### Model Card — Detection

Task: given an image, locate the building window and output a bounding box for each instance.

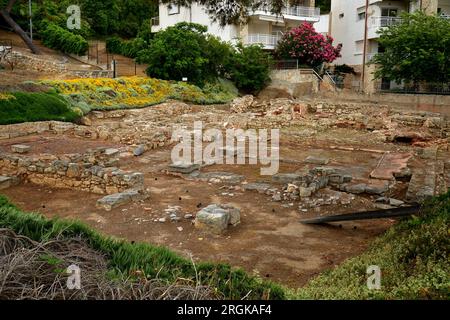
[381,8,398,17]
[168,4,180,15]
[357,6,365,20]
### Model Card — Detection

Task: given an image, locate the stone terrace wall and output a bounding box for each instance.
[0,152,144,195]
[318,91,450,107]
[11,51,67,73]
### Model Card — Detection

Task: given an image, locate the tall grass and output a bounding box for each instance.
[0,195,285,300]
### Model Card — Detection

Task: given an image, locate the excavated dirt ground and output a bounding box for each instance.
[1,98,449,288]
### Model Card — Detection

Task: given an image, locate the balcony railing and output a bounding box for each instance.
[281,5,320,18]
[370,16,403,29]
[245,33,282,49]
[251,2,320,20]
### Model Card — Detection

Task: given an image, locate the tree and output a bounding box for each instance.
[372,11,450,84]
[137,22,232,86]
[275,22,341,67]
[0,0,41,54]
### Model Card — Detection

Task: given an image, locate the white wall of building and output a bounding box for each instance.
[330,0,421,66]
[155,3,239,43]
[315,14,330,35]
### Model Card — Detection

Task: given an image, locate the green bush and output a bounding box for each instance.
[226,43,272,93]
[0,195,286,300]
[0,92,80,125]
[106,36,148,58]
[41,23,89,55]
[137,22,232,87]
[137,22,270,93]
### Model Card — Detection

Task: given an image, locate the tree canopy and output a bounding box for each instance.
[372,11,450,83]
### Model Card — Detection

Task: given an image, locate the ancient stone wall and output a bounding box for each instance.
[0,152,144,195]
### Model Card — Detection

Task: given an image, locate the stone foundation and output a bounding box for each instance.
[0,152,144,195]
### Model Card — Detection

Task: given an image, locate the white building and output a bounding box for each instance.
[315,14,331,36]
[329,0,450,90]
[151,1,321,50]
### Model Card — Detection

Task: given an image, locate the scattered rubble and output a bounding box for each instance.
[168,163,200,174]
[305,156,329,165]
[96,189,149,211]
[230,95,254,113]
[191,172,245,185]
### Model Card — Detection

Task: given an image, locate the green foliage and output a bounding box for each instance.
[296,192,450,300]
[316,0,331,14]
[373,12,450,83]
[137,22,231,86]
[0,92,80,125]
[41,23,89,55]
[1,0,157,39]
[226,43,271,93]
[0,195,286,300]
[137,22,270,93]
[39,77,237,114]
[78,0,158,37]
[32,0,93,39]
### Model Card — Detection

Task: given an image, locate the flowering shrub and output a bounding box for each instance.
[40,77,236,113]
[276,22,342,67]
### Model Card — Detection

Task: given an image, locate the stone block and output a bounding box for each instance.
[195,204,241,234]
[11,145,30,154]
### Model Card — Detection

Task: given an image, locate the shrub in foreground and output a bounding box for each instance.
[0,92,80,125]
[0,195,285,300]
[296,192,450,300]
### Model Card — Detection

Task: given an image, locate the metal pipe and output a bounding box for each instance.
[28,0,33,41]
[362,0,369,93]
[300,205,421,225]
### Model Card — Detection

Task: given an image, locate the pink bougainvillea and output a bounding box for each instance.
[276,22,342,67]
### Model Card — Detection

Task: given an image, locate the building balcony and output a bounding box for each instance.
[368,16,402,38]
[250,4,320,23]
[244,33,282,50]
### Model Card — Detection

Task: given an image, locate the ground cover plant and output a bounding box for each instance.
[39,76,237,114]
[0,91,80,125]
[296,192,450,299]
